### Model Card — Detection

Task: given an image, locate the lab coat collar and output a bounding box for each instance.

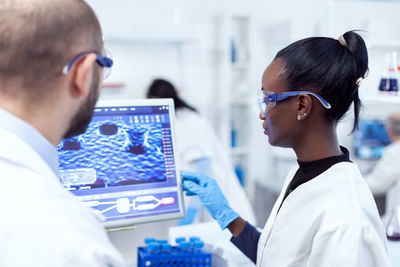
[0,108,59,175]
[0,129,59,184]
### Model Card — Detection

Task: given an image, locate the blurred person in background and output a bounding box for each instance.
[147,78,256,224]
[365,111,400,222]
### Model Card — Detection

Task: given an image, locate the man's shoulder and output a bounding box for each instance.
[0,168,125,266]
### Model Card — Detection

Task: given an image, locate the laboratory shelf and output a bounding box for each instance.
[104,37,197,45]
[230,146,249,156]
[230,98,253,107]
[366,41,400,49]
[232,62,250,71]
[360,92,400,104]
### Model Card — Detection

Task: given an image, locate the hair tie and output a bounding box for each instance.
[338,35,347,47]
[356,77,363,86]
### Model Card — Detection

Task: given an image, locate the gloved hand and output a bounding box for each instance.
[181,170,240,230]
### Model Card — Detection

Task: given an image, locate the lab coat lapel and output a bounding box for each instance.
[257,166,298,266]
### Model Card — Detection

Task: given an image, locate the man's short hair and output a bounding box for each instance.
[386,111,400,137]
[0,0,103,97]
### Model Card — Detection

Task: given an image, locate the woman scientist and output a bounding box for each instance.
[181,31,390,266]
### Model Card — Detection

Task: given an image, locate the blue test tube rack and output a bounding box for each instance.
[138,237,212,267]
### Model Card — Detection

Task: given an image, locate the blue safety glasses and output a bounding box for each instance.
[257,89,331,115]
[62,50,113,80]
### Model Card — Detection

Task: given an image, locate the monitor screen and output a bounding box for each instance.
[353,119,392,160]
[57,99,184,229]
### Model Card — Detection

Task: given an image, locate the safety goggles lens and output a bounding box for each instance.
[257,90,276,115]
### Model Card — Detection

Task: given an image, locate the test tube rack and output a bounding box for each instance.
[137,237,212,267]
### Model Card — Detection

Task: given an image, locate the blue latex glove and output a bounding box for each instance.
[181,170,240,230]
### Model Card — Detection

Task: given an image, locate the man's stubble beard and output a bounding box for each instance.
[63,69,101,139]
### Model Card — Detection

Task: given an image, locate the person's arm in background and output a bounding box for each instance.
[364,144,399,195]
[182,171,260,264]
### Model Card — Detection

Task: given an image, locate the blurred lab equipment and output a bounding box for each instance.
[353,119,391,160]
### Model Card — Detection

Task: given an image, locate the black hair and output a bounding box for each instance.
[274,30,368,132]
[146,79,197,112]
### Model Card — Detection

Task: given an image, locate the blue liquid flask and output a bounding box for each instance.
[386,206,400,241]
[379,52,399,92]
[231,121,237,147]
[231,38,237,63]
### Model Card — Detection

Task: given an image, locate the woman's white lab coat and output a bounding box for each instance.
[256,162,390,267]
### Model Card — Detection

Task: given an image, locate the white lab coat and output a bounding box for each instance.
[256,162,390,267]
[175,108,256,224]
[0,129,125,267]
[365,141,400,220]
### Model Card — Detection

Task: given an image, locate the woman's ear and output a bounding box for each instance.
[296,94,312,121]
[69,53,97,98]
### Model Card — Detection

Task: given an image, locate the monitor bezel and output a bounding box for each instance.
[69,98,185,229]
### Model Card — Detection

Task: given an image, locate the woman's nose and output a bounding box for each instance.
[259,113,266,120]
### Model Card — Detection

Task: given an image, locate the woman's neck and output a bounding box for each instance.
[293,123,342,162]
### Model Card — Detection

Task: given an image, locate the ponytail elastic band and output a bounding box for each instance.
[338,35,347,47]
[356,77,363,86]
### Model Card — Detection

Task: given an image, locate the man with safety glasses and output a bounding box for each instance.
[0,0,125,266]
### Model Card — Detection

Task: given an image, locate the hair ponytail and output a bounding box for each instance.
[341,31,368,132]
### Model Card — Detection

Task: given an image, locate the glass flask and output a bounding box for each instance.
[378,52,399,92]
[386,206,400,241]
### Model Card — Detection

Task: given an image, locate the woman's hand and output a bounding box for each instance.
[181,170,240,230]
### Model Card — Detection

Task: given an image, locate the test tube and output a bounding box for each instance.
[189,236,200,242]
[193,240,204,253]
[147,242,161,254]
[144,237,156,245]
[161,243,172,254]
[179,241,191,253]
[175,237,186,244]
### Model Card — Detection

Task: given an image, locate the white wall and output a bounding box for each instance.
[87,0,400,128]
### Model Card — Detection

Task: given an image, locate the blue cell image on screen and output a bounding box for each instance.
[353,119,392,160]
[58,118,167,190]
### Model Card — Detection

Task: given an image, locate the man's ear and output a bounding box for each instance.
[69,53,97,98]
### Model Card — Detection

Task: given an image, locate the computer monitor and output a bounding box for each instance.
[353,119,392,160]
[57,99,185,230]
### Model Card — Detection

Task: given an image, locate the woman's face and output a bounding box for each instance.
[260,59,300,147]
